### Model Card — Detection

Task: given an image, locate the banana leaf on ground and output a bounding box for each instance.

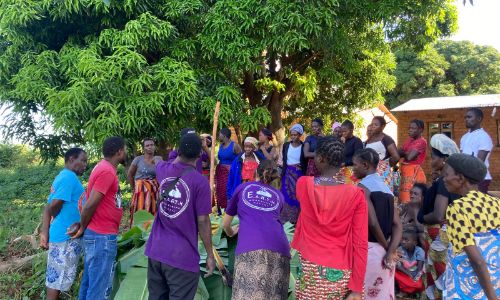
[112,211,298,299]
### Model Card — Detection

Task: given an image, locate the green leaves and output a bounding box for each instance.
[386,40,500,107]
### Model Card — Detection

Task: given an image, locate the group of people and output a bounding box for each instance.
[39,107,499,300]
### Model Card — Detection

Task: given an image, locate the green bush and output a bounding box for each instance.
[0,143,39,168]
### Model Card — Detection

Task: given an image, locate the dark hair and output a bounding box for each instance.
[468,107,484,120]
[316,136,344,167]
[372,116,387,127]
[257,159,279,184]
[341,120,354,130]
[142,138,155,147]
[353,148,379,168]
[410,119,424,130]
[180,127,196,137]
[64,147,86,163]
[102,136,125,158]
[179,133,201,159]
[412,183,427,196]
[220,128,231,139]
[403,227,418,240]
[260,128,273,140]
[312,118,324,127]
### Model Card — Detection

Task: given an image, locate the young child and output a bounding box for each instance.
[395,228,425,296]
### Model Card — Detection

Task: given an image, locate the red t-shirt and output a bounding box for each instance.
[402,137,427,165]
[291,176,368,293]
[86,160,123,234]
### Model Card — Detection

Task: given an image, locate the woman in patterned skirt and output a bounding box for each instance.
[442,154,499,299]
[223,159,290,300]
[364,116,400,191]
[303,118,325,176]
[292,136,367,300]
[215,128,241,209]
[416,134,460,300]
[127,138,162,226]
[280,124,307,224]
[352,148,402,300]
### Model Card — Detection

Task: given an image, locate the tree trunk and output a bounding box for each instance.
[268,91,285,146]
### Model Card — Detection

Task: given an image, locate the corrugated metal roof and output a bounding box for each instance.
[391,94,500,112]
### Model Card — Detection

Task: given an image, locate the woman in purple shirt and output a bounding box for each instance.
[223,159,290,300]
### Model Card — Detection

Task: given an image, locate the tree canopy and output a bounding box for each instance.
[386,40,500,107]
[0,0,457,159]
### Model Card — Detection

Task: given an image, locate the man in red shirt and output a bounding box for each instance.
[68,136,127,300]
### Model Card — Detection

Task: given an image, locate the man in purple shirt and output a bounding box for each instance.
[146,133,215,300]
[168,128,210,174]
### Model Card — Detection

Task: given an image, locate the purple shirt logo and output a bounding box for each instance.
[158,177,191,218]
[242,183,280,211]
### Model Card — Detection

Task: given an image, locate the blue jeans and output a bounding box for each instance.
[78,229,117,300]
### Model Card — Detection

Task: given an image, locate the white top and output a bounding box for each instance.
[287,144,302,165]
[460,128,494,180]
[366,141,386,161]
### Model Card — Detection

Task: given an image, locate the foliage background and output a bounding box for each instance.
[0,0,458,159]
[386,40,500,107]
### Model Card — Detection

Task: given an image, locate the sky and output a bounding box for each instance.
[1,1,500,142]
[451,0,500,51]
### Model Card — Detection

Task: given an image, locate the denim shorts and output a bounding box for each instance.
[78,229,117,300]
[46,239,82,291]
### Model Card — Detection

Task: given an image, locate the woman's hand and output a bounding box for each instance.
[382,249,400,269]
[227,225,239,237]
[345,292,363,300]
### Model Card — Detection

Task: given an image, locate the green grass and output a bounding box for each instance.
[0,145,133,299]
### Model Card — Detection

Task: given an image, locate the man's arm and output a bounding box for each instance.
[198,215,215,277]
[40,200,64,249]
[477,150,489,162]
[68,190,104,238]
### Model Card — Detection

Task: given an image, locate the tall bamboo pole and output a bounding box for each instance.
[209,101,221,208]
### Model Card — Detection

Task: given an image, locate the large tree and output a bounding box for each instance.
[0,0,457,158]
[386,40,500,107]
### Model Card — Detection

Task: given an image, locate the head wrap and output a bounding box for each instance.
[430,134,459,157]
[331,122,341,131]
[290,124,304,135]
[446,153,487,184]
[261,128,273,140]
[244,136,259,149]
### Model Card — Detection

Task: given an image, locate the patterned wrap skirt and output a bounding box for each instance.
[130,178,159,226]
[399,164,427,204]
[232,250,290,300]
[296,254,353,300]
[364,242,395,300]
[306,158,320,176]
[215,164,230,208]
[423,224,448,300]
[280,165,303,224]
[443,229,500,299]
[376,159,394,192]
[340,166,360,185]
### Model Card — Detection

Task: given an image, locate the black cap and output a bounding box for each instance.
[180,127,196,137]
[179,133,202,159]
[446,153,487,184]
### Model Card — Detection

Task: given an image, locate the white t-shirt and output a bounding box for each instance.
[460,128,494,180]
[287,144,302,165]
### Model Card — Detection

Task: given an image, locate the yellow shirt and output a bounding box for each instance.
[446,191,500,253]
